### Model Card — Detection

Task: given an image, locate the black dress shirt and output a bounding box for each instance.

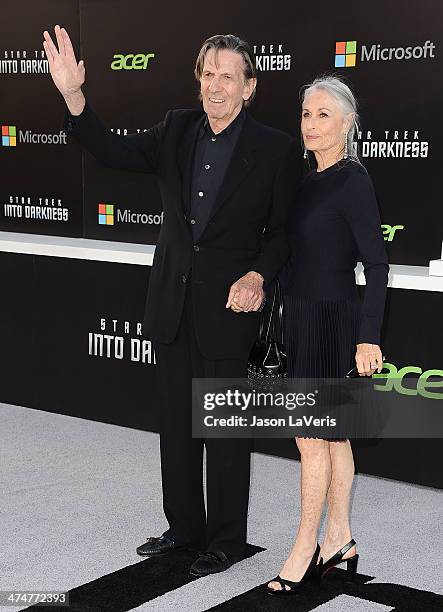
[189,108,246,242]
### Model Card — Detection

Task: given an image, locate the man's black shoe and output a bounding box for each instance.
[136,534,186,557]
[189,551,238,576]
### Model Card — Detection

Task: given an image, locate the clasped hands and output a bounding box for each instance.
[225,271,265,313]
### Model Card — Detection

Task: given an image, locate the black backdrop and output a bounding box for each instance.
[0,0,442,487]
[1,0,442,261]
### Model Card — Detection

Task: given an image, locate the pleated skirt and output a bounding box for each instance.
[283,294,360,441]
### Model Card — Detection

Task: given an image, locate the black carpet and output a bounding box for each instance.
[208,567,443,611]
[24,544,264,611]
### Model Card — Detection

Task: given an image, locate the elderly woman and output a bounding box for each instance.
[266,75,388,596]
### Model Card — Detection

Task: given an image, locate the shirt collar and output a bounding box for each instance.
[201,107,246,140]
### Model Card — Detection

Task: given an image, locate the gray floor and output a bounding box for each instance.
[1,402,441,611]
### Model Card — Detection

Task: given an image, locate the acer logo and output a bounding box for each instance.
[373,362,443,399]
[111,53,155,70]
[381,224,404,241]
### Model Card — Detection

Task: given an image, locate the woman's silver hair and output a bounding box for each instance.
[300,74,361,163]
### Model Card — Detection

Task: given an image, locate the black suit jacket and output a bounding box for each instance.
[64,104,298,358]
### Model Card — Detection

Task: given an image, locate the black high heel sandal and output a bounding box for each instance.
[318,538,359,582]
[266,543,321,596]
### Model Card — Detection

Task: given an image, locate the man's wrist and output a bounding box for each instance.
[64,90,86,116]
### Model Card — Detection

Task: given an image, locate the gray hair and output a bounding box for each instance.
[301,74,361,163]
[194,34,257,106]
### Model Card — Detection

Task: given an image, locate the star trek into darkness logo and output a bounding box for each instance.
[88,317,156,364]
[3,194,70,222]
[0,49,49,74]
[355,129,429,158]
[253,43,292,71]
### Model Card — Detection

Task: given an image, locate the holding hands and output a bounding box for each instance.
[226,271,265,313]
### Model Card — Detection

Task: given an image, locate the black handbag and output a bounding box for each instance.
[247,278,287,387]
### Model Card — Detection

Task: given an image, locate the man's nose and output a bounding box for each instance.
[208,76,222,92]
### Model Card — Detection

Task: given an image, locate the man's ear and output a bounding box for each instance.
[243,77,257,101]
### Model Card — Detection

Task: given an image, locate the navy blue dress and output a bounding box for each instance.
[279,159,389,439]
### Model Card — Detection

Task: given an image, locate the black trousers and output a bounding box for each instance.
[153,276,252,557]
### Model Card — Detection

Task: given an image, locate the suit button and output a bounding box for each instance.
[181,274,187,283]
[193,245,199,252]
[184,214,187,220]
[190,218,196,225]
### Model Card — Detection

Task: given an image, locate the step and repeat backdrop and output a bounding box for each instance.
[0,0,442,487]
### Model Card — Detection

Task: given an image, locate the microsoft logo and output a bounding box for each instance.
[96,203,164,226]
[98,203,114,225]
[2,125,17,146]
[335,41,357,67]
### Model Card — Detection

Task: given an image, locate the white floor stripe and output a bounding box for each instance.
[314,594,393,611]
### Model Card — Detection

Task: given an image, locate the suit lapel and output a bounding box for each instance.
[177,113,205,216]
[205,112,259,225]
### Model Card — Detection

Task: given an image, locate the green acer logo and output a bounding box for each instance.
[111,53,155,70]
[373,362,443,399]
[381,224,404,241]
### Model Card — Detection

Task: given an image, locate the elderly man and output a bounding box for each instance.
[43,26,296,575]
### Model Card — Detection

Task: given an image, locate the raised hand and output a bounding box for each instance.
[43,25,85,104]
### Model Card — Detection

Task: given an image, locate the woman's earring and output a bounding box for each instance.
[343,132,349,159]
[303,147,308,159]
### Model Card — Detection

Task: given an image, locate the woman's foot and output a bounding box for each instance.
[320,533,357,564]
[267,543,319,592]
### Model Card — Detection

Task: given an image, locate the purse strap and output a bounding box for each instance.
[257,282,273,341]
[258,278,284,346]
[270,277,284,347]
[264,280,278,343]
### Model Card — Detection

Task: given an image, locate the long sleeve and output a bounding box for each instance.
[339,168,389,345]
[253,140,299,286]
[63,101,171,174]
